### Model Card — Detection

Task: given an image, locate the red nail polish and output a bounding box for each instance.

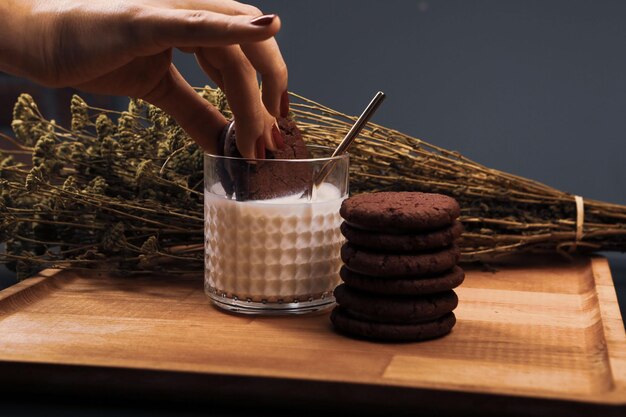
[280,90,290,117]
[250,14,276,26]
[272,123,285,149]
[255,136,266,159]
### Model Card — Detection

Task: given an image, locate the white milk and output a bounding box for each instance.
[204,183,344,303]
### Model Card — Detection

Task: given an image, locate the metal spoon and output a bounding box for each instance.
[312,91,386,188]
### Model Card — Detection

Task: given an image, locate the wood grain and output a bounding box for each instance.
[0,256,624,414]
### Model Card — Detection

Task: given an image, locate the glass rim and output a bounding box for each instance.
[204,144,349,163]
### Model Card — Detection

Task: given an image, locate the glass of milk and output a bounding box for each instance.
[204,145,349,315]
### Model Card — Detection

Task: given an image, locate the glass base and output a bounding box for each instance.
[207,291,336,315]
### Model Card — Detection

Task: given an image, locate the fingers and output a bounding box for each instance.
[134,8,280,54]
[192,56,224,89]
[181,43,287,121]
[128,3,289,156]
[240,39,288,118]
[143,3,288,117]
[140,64,228,154]
[196,46,277,159]
[184,2,289,117]
[179,2,289,118]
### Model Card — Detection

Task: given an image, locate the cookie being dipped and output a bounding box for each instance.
[218,117,312,200]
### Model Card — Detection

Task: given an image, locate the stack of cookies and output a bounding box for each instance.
[330,192,464,342]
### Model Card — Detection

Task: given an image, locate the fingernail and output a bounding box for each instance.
[250,14,276,26]
[280,90,290,117]
[272,122,285,149]
[255,136,266,159]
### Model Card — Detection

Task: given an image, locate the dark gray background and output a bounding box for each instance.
[175,0,626,320]
[1,0,625,415]
[166,0,626,319]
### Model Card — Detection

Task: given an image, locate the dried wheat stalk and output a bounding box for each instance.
[1,87,624,278]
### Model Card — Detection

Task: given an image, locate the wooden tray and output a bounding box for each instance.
[0,256,624,415]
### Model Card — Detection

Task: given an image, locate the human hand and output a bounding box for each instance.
[0,0,289,158]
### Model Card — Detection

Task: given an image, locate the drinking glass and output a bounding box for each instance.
[204,145,349,315]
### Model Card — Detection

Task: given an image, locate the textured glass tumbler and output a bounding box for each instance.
[204,146,349,315]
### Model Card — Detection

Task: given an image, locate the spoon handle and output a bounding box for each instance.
[332,91,386,157]
[313,91,386,187]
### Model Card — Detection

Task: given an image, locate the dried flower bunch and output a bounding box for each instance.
[1,87,625,278]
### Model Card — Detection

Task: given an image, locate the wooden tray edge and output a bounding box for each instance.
[591,256,626,403]
[0,360,624,417]
[0,269,69,316]
[1,260,625,412]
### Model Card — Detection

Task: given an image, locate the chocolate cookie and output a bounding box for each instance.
[340,192,460,232]
[330,307,456,342]
[340,265,465,295]
[341,243,460,277]
[219,117,312,200]
[334,284,458,323]
[340,221,463,252]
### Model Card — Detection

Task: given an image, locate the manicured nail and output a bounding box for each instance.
[250,14,276,26]
[255,136,266,159]
[272,122,286,149]
[280,90,290,117]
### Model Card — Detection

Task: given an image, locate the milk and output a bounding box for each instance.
[204,183,345,304]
